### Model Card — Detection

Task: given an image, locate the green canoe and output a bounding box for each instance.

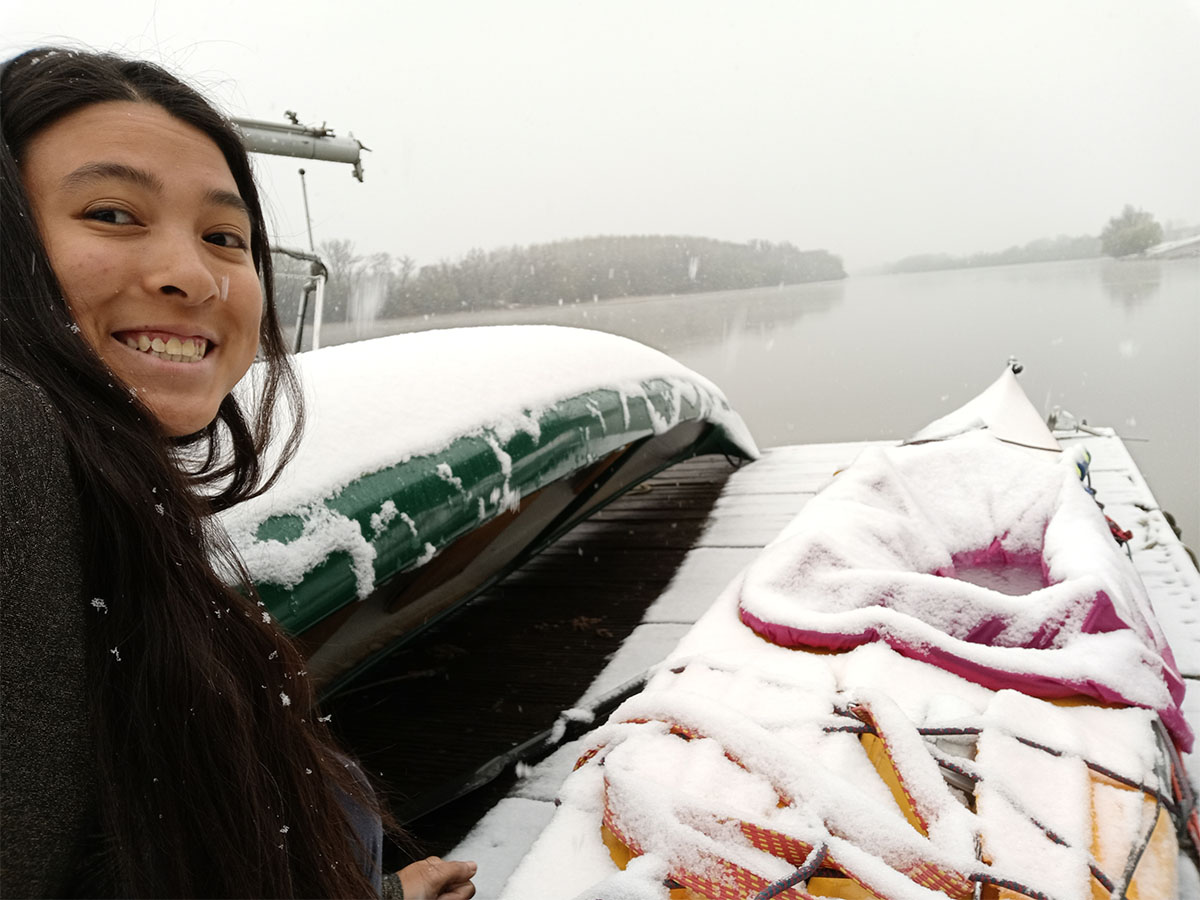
[222,325,757,688]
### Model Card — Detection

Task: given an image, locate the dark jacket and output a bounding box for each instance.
[1,369,94,897]
[1,370,397,898]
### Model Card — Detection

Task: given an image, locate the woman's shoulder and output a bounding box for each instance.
[0,373,96,899]
[1,365,77,481]
[2,364,67,437]
[2,363,50,400]
[1,361,83,555]
[1,364,81,558]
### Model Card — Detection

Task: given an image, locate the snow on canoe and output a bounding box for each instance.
[507,369,1196,900]
[221,325,757,686]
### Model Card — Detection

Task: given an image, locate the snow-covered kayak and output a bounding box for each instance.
[521,368,1196,900]
[735,431,1190,751]
[222,325,757,686]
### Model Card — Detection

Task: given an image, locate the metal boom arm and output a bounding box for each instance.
[234,117,368,181]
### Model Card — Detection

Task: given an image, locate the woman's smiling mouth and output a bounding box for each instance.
[115,330,211,363]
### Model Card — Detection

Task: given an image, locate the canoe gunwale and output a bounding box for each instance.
[308,418,751,691]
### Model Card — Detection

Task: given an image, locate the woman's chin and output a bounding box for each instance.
[138,393,220,437]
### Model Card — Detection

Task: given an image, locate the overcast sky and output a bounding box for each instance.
[5,0,1200,271]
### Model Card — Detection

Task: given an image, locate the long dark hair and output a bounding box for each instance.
[1,47,380,898]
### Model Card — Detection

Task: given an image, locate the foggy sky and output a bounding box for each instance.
[5,0,1199,271]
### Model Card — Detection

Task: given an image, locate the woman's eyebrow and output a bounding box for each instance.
[60,161,164,193]
[204,188,251,218]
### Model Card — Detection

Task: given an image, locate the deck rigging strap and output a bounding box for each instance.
[588,706,975,899]
[753,844,827,900]
[584,687,1188,900]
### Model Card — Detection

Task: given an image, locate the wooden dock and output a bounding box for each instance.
[329,434,1200,894]
[325,454,746,868]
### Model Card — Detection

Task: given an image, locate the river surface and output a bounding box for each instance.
[315,256,1200,547]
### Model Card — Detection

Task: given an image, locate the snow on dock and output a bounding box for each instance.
[444,432,1200,899]
[1144,234,1200,259]
[1058,429,1200,723]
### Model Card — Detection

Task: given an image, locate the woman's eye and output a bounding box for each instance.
[85,207,136,225]
[205,231,249,250]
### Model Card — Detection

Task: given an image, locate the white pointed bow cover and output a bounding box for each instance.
[906,367,1061,453]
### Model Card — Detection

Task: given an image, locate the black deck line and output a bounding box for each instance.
[325,454,739,870]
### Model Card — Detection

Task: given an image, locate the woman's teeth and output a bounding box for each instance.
[123,334,209,363]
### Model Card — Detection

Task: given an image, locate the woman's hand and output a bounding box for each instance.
[397,856,477,899]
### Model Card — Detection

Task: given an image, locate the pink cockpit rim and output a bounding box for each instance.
[738,605,1193,752]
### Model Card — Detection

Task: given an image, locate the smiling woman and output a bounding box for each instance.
[0,48,474,899]
[21,101,264,436]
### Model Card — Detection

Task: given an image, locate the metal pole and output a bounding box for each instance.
[294,279,315,353]
[299,168,316,253]
[312,273,325,352]
[297,168,320,350]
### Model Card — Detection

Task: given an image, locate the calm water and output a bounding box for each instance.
[318,257,1200,546]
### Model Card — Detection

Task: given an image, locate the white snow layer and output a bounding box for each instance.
[219,326,755,597]
[502,434,1186,900]
[737,434,1184,738]
[517,597,1178,899]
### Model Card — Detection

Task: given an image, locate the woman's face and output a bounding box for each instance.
[21,100,264,437]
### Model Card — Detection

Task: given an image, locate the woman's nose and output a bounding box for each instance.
[146,232,220,304]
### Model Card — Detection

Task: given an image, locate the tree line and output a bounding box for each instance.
[883,233,1102,275]
[880,206,1186,275]
[274,235,845,323]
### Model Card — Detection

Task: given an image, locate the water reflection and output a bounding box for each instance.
[307,279,846,357]
[1100,259,1162,308]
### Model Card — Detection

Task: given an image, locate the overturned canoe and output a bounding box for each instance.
[221,325,757,687]
[523,369,1196,900]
